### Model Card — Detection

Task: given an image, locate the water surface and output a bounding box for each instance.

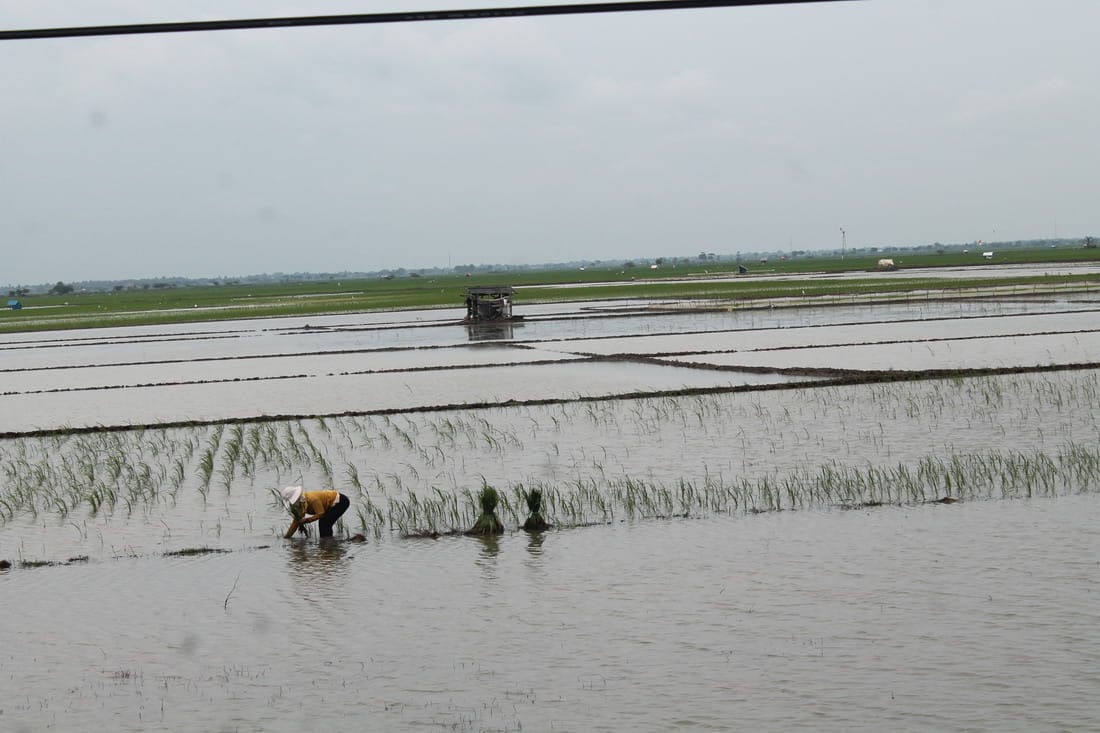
[3,293,1100,732]
[2,495,1096,732]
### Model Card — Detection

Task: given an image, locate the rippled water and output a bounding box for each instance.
[2,496,1097,732]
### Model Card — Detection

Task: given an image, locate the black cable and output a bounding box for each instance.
[0,0,857,41]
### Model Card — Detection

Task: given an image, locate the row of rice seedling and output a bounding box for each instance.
[364,441,1100,535]
[3,370,1100,553]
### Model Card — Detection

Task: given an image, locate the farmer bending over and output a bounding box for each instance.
[282,486,350,538]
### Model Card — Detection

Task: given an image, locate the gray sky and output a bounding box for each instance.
[2,0,1098,284]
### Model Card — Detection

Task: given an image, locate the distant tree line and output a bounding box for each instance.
[6,237,1098,295]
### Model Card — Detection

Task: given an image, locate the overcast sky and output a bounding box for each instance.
[1,0,1097,285]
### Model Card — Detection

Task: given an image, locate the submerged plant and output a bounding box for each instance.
[467,483,504,535]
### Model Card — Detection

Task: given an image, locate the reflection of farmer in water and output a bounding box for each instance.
[281,486,350,538]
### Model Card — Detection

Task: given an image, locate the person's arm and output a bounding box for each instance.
[285,513,326,537]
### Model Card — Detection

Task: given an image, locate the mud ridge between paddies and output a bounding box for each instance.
[7,305,1096,372]
[4,361,1100,440]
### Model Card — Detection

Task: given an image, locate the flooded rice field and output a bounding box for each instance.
[3,292,1100,731]
[3,297,1098,432]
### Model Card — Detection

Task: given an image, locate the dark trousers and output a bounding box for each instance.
[318,494,350,537]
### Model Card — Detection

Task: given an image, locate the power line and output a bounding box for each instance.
[0,0,857,41]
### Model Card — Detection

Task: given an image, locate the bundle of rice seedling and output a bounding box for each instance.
[467,484,504,535]
[521,488,550,531]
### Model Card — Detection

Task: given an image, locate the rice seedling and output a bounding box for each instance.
[197,447,215,494]
[401,462,421,482]
[355,497,385,537]
[391,423,416,450]
[4,367,1100,561]
[345,462,363,492]
[354,436,1100,536]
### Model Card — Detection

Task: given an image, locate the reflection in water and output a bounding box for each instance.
[285,538,352,587]
[465,320,517,341]
[525,530,545,558]
[473,534,500,581]
[523,530,546,575]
